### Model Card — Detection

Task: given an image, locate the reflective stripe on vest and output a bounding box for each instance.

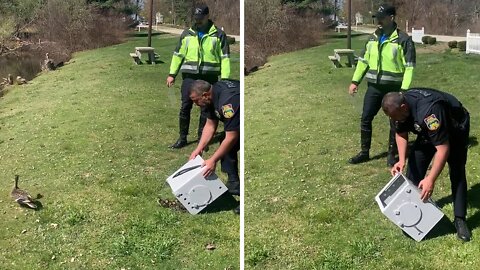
[173,51,184,57]
[358,57,368,64]
[392,45,400,71]
[211,38,217,51]
[366,70,403,83]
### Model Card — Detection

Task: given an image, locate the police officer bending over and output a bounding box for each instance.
[188,80,240,214]
[382,88,471,242]
[166,4,231,149]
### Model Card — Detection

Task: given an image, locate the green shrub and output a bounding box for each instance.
[422,35,430,44]
[428,36,437,45]
[448,41,457,48]
[458,41,467,51]
[227,35,236,45]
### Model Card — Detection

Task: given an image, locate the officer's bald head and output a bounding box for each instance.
[382,92,409,121]
[190,80,211,96]
[189,80,212,107]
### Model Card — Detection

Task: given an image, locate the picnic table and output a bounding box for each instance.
[137,24,149,32]
[129,47,156,65]
[328,49,357,68]
[335,25,348,32]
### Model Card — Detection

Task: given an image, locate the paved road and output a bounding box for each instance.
[355,26,466,42]
[150,25,240,41]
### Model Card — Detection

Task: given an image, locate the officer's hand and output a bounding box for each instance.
[166,76,175,87]
[202,158,216,177]
[390,161,405,176]
[418,178,435,202]
[349,83,358,96]
[189,149,203,160]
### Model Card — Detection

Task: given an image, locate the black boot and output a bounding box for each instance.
[170,138,187,149]
[170,117,189,149]
[349,130,371,164]
[387,129,399,167]
[226,174,240,196]
[233,205,240,215]
[454,217,471,242]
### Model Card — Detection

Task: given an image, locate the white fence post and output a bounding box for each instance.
[466,29,480,55]
[467,29,470,54]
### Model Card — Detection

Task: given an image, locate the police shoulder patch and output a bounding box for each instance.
[222,104,235,118]
[424,114,440,131]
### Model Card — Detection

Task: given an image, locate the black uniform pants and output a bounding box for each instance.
[220,134,240,182]
[360,82,402,152]
[406,113,470,218]
[179,74,218,138]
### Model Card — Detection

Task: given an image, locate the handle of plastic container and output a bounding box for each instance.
[172,165,202,178]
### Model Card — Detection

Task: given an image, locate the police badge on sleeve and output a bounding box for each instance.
[222,104,235,118]
[424,114,440,131]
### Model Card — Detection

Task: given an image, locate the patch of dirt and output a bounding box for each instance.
[230,42,239,53]
[416,42,449,54]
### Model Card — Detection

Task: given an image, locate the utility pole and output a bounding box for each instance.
[347,0,352,49]
[148,0,153,47]
[172,0,175,25]
[135,0,139,21]
[334,0,338,22]
[371,0,374,24]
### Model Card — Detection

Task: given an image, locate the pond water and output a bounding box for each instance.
[0,50,44,82]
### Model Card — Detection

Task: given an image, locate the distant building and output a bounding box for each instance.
[156,12,163,24]
[355,12,363,25]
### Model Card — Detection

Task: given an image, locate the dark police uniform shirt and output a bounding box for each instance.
[206,80,240,132]
[395,88,467,146]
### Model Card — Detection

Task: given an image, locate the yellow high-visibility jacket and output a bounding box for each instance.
[169,21,230,79]
[352,25,415,90]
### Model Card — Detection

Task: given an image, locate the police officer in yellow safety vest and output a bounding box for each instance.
[348,3,415,167]
[166,4,231,149]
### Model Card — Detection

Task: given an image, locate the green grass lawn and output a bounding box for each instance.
[0,32,239,269]
[245,36,480,269]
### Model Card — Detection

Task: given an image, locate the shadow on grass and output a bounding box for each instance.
[466,183,480,230]
[166,131,225,150]
[370,142,415,162]
[370,151,388,161]
[166,140,197,148]
[127,32,166,38]
[132,59,166,65]
[194,132,226,152]
[157,193,238,214]
[423,215,456,240]
[200,193,239,214]
[468,136,478,148]
[326,32,367,39]
[435,183,480,231]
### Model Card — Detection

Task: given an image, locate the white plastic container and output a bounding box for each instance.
[375,173,444,241]
[166,156,227,215]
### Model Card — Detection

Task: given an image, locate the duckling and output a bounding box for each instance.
[11,175,37,209]
[16,76,27,85]
[7,74,13,85]
[43,53,55,70]
[157,198,186,212]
